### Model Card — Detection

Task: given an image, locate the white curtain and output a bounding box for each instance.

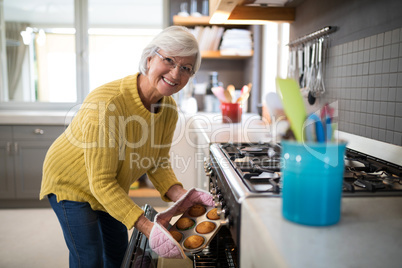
[6,21,29,100]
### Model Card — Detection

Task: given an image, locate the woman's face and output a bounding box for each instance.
[146,50,196,97]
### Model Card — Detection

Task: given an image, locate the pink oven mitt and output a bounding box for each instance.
[149,188,214,258]
[149,221,186,259]
[157,187,215,228]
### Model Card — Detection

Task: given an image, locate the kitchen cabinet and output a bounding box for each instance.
[0,125,65,200]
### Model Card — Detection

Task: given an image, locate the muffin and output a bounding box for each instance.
[188,204,206,217]
[206,208,220,220]
[196,221,216,234]
[176,217,195,230]
[169,230,183,242]
[183,235,204,249]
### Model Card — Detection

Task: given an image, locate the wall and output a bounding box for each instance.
[290,0,402,146]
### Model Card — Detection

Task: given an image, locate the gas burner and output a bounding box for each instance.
[216,143,402,196]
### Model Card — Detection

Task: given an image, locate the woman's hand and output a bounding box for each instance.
[166,184,187,202]
[134,214,154,238]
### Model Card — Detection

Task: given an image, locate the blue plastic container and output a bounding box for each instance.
[281,141,347,226]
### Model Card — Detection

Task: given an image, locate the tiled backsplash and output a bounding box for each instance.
[324,27,402,146]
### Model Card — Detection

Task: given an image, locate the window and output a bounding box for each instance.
[0,0,164,109]
[261,22,289,103]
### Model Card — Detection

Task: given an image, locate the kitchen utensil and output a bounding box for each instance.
[304,115,316,142]
[211,86,227,103]
[227,84,236,103]
[325,116,332,141]
[223,89,233,103]
[288,49,297,80]
[307,113,325,143]
[247,83,252,93]
[320,103,334,141]
[306,42,318,104]
[298,48,304,88]
[312,37,326,97]
[236,92,249,103]
[265,92,285,120]
[276,78,307,142]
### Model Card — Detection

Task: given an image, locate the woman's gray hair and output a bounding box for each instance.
[139,26,201,76]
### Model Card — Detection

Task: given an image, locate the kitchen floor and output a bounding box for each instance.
[0,206,168,268]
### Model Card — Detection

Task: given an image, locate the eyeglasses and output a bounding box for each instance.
[154,51,194,76]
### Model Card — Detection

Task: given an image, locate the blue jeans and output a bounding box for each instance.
[48,194,128,268]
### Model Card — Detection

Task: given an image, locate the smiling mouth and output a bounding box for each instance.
[162,77,177,86]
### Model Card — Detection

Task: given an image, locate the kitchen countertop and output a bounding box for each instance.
[188,112,288,144]
[0,110,75,125]
[240,196,402,268]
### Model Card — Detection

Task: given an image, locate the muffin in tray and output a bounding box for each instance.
[206,208,220,220]
[176,217,195,230]
[188,204,206,217]
[196,221,216,234]
[169,230,183,242]
[183,235,204,249]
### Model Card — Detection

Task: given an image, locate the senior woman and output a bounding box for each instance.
[39,26,213,267]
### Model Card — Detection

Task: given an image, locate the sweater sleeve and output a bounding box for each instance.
[146,100,183,202]
[80,105,144,229]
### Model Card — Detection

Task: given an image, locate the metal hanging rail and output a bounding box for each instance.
[287,26,337,47]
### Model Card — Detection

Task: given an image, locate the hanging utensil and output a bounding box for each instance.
[306,41,317,105]
[298,47,304,88]
[313,37,326,97]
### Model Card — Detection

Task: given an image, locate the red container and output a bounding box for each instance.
[221,102,242,123]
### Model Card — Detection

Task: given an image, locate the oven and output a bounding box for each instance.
[122,141,401,267]
[205,141,402,265]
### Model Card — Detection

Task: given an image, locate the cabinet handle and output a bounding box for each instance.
[6,142,12,154]
[14,142,18,154]
[34,128,44,135]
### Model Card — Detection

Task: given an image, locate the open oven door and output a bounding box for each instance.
[121,204,159,268]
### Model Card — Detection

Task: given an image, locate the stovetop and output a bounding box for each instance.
[217,142,402,197]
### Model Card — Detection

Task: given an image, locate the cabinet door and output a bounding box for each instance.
[0,140,15,199]
[13,140,52,199]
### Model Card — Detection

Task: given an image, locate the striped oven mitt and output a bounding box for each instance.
[149,188,214,259]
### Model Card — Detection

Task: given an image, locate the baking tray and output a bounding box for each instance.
[168,205,223,253]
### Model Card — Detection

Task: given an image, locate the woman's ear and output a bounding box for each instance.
[147,56,152,70]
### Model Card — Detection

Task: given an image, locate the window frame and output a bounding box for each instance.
[0,0,168,111]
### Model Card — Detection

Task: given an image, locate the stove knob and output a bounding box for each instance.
[214,193,222,201]
[218,206,228,218]
[210,187,217,195]
[204,158,212,172]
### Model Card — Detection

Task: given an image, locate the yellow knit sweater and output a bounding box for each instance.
[40,73,182,229]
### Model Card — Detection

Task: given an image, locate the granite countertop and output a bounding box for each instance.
[240,197,402,268]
